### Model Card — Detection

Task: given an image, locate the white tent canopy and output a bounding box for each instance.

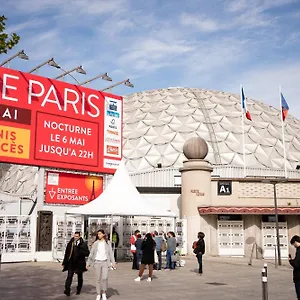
[66,160,176,217]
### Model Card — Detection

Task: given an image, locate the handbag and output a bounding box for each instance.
[171,253,179,263]
[161,240,167,252]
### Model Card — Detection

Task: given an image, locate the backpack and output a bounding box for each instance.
[192,240,198,249]
[161,240,167,252]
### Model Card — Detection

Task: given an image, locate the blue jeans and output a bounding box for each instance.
[166,250,175,269]
[197,252,203,273]
[295,282,300,300]
[156,251,162,270]
[136,250,142,270]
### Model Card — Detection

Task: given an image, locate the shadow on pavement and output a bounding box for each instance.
[0,265,120,300]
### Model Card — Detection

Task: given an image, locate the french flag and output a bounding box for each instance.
[241,87,252,121]
[281,93,289,121]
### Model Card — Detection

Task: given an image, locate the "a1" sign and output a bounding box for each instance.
[217,181,232,195]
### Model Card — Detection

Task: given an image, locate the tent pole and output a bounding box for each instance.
[110,214,114,249]
[64,213,67,247]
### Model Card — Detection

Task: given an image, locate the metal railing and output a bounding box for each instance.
[129,165,300,188]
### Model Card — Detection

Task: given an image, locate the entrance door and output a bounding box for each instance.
[218,220,244,256]
[262,222,288,259]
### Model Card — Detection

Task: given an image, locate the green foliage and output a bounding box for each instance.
[0,15,20,54]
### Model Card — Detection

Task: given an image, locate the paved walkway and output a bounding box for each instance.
[0,257,297,300]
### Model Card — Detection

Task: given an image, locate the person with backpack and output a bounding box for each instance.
[193,232,205,275]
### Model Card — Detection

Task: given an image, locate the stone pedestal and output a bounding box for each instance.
[180,159,213,254]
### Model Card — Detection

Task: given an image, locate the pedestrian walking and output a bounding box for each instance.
[62,232,90,296]
[289,235,300,299]
[86,229,117,300]
[193,232,205,275]
[130,230,140,270]
[134,233,156,282]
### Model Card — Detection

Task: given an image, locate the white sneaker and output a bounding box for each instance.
[96,295,101,300]
[147,277,152,282]
[102,294,107,300]
[134,276,141,282]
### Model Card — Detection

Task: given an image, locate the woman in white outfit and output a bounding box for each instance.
[87,230,117,300]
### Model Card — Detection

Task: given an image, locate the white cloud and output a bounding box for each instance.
[6,19,46,34]
[179,37,250,88]
[118,37,194,73]
[224,61,300,119]
[226,0,249,12]
[226,0,297,13]
[180,13,222,32]
[8,0,130,15]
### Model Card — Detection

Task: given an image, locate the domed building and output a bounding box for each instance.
[123,87,300,259]
[123,87,300,173]
[1,87,300,261]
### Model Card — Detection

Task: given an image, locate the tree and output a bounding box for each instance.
[0,15,20,54]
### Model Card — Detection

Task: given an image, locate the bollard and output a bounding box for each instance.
[261,268,268,300]
[264,263,268,277]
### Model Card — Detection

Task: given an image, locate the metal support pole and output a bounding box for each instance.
[273,183,281,266]
[261,268,268,300]
[274,245,278,268]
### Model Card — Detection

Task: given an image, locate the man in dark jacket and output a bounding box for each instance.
[62,232,90,296]
[194,232,205,275]
[289,235,300,299]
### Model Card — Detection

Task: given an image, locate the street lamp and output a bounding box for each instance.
[54,65,86,80]
[261,177,288,266]
[28,58,60,74]
[101,79,134,91]
[0,50,29,67]
[79,73,112,86]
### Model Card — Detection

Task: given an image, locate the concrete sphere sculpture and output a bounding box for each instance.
[183,137,208,159]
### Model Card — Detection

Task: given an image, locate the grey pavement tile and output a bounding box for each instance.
[0,258,297,300]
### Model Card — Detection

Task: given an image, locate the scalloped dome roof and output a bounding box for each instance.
[1,86,300,196]
[123,87,300,173]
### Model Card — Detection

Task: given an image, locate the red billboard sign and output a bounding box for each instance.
[45,171,103,205]
[0,67,122,173]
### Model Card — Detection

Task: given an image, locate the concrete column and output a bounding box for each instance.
[199,214,218,256]
[287,216,300,254]
[36,167,45,213]
[244,215,262,259]
[180,159,213,254]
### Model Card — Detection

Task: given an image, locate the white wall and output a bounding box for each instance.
[141,193,180,216]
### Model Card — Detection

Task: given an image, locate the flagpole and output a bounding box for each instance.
[240,85,247,177]
[279,86,288,178]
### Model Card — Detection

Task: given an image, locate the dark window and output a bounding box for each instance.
[262,215,286,222]
[218,215,242,221]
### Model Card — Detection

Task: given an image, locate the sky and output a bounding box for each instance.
[2,0,300,118]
